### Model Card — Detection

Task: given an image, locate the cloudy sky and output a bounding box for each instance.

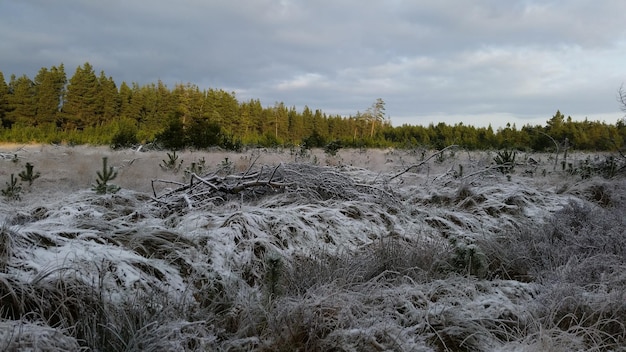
[1,0,626,128]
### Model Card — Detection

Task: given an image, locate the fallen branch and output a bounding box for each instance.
[461,163,515,180]
[151,162,400,212]
[390,145,459,180]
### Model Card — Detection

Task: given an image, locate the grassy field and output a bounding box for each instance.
[1,144,625,351]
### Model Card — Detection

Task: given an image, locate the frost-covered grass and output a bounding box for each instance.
[0,145,625,351]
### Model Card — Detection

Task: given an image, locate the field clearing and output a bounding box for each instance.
[0,144,625,351]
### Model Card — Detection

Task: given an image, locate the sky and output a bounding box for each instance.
[1,0,626,129]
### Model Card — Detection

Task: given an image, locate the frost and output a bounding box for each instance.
[0,147,624,350]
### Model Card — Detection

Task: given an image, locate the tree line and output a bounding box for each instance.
[1,62,625,151]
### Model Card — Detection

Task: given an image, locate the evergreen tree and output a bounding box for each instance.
[301,105,314,137]
[286,105,303,144]
[187,117,222,148]
[153,80,173,128]
[546,110,566,142]
[242,98,264,136]
[6,74,36,127]
[0,71,9,128]
[170,83,206,129]
[118,81,134,119]
[34,64,66,126]
[63,62,99,129]
[206,89,239,131]
[97,71,120,123]
[271,102,288,142]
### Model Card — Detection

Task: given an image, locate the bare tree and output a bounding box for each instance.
[618,84,626,114]
[364,98,386,138]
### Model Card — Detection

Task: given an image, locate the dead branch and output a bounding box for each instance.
[619,84,626,113]
[151,162,400,212]
[461,163,515,180]
[151,179,187,198]
[390,145,459,180]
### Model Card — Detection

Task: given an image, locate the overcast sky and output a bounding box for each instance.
[1,0,626,128]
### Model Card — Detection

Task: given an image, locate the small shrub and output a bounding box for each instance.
[324,140,342,156]
[494,149,516,174]
[600,155,618,178]
[218,157,233,175]
[92,157,120,194]
[156,116,186,150]
[110,120,139,149]
[159,151,183,173]
[302,131,326,149]
[448,238,488,278]
[18,162,40,186]
[221,133,243,151]
[1,174,22,200]
[184,157,206,180]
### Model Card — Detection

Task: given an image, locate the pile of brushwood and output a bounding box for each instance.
[151,162,397,212]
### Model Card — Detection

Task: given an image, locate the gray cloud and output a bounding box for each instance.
[1,0,626,128]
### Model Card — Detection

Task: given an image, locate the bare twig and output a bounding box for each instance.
[618,84,626,113]
[152,162,399,211]
[151,179,187,198]
[390,145,459,180]
[461,163,515,180]
[534,129,561,171]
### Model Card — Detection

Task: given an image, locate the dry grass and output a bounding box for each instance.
[0,144,625,351]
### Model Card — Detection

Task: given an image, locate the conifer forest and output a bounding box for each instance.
[1,63,625,151]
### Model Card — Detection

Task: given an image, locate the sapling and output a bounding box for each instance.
[92,157,120,194]
[183,157,206,180]
[220,157,233,170]
[494,149,516,174]
[159,151,183,173]
[18,162,41,186]
[1,174,22,200]
[216,157,234,176]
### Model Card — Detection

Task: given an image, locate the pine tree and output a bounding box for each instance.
[155,80,174,126]
[286,105,303,143]
[6,74,36,127]
[97,71,120,123]
[365,98,386,138]
[0,71,9,128]
[118,81,133,119]
[63,62,99,129]
[34,65,66,126]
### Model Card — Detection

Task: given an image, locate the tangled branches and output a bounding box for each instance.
[151,163,397,211]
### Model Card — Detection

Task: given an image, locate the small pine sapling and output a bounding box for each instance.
[159,151,183,173]
[184,157,206,180]
[92,157,120,194]
[494,149,516,174]
[18,162,41,186]
[324,140,342,156]
[2,174,22,200]
[217,157,234,175]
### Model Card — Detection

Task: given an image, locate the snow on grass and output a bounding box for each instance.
[0,147,624,351]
